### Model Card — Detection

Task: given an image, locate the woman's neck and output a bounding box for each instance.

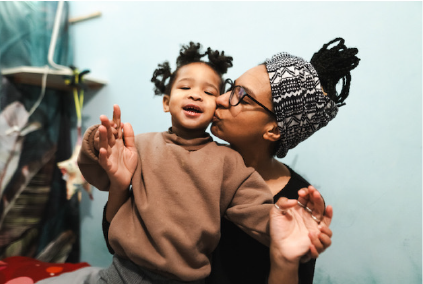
[232,144,291,196]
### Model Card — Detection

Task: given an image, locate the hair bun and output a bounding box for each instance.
[310,37,360,105]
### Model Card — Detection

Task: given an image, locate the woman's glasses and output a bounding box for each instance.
[224,79,276,118]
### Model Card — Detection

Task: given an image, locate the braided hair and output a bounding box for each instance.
[151,42,233,96]
[310,37,360,106]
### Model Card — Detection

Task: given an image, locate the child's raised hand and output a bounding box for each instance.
[94,106,120,151]
[97,105,138,190]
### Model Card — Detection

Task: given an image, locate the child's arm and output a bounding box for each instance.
[95,105,138,222]
[223,169,274,246]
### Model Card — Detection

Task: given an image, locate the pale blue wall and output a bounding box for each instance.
[70,2,422,283]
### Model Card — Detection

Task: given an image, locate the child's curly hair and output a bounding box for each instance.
[151,42,233,96]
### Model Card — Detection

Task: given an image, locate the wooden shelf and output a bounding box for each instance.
[1,66,106,91]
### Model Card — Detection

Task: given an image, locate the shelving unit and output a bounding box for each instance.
[2,66,106,91]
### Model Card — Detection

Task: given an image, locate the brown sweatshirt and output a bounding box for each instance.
[77,125,274,281]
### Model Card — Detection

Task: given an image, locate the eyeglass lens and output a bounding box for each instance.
[230,86,247,106]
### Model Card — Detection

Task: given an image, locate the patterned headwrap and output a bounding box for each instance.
[265,52,339,158]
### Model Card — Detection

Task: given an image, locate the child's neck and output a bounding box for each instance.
[171,126,208,140]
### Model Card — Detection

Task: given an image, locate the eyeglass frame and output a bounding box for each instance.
[224,79,277,118]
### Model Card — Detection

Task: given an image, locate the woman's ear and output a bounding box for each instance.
[263,121,280,142]
[163,95,170,112]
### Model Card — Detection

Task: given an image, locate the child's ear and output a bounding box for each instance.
[263,121,280,142]
[163,95,170,112]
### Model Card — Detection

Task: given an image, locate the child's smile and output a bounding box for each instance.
[183,104,203,117]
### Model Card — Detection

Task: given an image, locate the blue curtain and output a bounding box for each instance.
[0,1,80,262]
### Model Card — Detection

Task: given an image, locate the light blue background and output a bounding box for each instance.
[69,2,422,283]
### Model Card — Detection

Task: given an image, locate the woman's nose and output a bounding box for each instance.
[216,91,230,108]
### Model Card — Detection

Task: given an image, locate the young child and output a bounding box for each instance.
[77,42,275,283]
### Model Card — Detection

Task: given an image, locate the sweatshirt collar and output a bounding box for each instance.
[162,127,213,151]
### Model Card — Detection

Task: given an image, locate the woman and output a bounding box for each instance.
[95,38,358,284]
[206,37,359,284]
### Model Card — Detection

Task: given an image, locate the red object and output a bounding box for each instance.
[0,256,90,284]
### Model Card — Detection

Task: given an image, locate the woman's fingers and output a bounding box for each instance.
[319,224,333,238]
[297,187,310,207]
[309,231,324,254]
[273,197,298,215]
[310,188,325,221]
[322,205,333,227]
[298,185,326,222]
[318,231,332,250]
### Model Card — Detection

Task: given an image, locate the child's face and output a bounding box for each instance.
[163,62,221,138]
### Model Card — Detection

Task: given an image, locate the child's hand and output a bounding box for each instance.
[94,111,120,151]
[98,105,138,190]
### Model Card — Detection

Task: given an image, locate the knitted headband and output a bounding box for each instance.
[265,52,339,158]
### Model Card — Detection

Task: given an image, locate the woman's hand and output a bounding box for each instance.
[97,104,138,190]
[297,185,333,262]
[270,198,314,264]
[268,198,313,284]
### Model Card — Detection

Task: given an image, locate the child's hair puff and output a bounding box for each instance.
[151,42,233,96]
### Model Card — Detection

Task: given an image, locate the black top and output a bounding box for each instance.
[205,165,315,284]
[102,165,315,284]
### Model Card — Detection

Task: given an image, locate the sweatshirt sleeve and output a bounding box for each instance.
[222,153,274,247]
[102,202,115,255]
[77,124,111,191]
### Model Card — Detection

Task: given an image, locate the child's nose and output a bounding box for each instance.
[189,92,202,101]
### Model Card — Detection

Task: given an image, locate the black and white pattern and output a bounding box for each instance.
[265,52,338,158]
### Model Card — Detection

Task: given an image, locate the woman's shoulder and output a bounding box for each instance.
[285,165,311,186]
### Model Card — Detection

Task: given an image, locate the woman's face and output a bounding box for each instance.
[211,64,275,146]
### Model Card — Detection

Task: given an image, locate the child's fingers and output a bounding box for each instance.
[98,125,109,151]
[98,148,109,168]
[99,115,116,145]
[113,104,122,134]
[122,122,135,148]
